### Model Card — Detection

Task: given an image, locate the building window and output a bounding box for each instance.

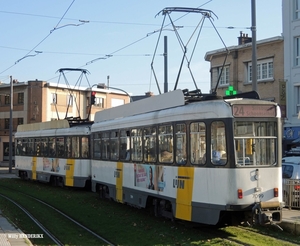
[4,95,10,105]
[18,118,23,125]
[296,0,300,19]
[52,93,57,104]
[248,59,273,83]
[67,95,73,106]
[295,37,300,66]
[296,85,300,115]
[218,66,229,86]
[18,93,24,104]
[95,97,104,108]
[4,119,9,129]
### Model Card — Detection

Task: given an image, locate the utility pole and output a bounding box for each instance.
[251,0,257,91]
[164,36,168,93]
[9,76,13,173]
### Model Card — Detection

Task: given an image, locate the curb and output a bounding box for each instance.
[280,219,300,235]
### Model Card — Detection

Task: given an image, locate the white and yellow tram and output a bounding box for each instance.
[91,89,283,225]
[15,120,91,188]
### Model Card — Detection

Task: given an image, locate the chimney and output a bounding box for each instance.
[145,92,154,97]
[238,31,252,45]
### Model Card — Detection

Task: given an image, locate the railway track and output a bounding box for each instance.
[0,185,114,246]
[0,193,63,245]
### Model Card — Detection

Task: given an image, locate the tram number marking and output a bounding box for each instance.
[64,165,71,170]
[114,171,120,178]
[173,179,185,189]
[234,105,245,116]
[252,193,264,199]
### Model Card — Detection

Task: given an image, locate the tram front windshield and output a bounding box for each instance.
[234,121,277,166]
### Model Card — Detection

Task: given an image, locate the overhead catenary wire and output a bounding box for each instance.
[0,0,77,75]
[0,0,240,93]
[0,9,251,29]
[0,1,250,80]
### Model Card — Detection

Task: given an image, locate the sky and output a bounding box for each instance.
[0,0,282,96]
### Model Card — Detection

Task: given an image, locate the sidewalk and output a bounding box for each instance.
[0,168,33,245]
[280,208,300,235]
[0,211,32,246]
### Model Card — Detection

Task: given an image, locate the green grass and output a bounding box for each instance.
[0,178,299,246]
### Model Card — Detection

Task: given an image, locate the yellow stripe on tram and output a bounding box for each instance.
[116,162,123,203]
[175,166,195,221]
[32,156,37,180]
[65,159,75,186]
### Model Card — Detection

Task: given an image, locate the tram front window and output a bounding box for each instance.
[234,121,277,166]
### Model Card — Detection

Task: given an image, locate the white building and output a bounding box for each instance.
[283,0,300,150]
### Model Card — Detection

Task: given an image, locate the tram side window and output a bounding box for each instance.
[16,139,23,155]
[159,125,173,163]
[56,137,65,158]
[66,136,72,158]
[93,133,101,159]
[82,136,89,158]
[110,131,119,160]
[120,130,130,161]
[27,138,34,156]
[49,137,56,157]
[176,124,186,165]
[42,138,48,157]
[21,139,27,155]
[144,127,157,162]
[34,138,41,156]
[101,132,110,160]
[190,122,206,165]
[211,121,227,165]
[131,128,143,161]
[72,137,80,158]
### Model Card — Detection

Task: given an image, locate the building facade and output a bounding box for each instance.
[0,80,130,163]
[205,33,284,109]
[283,0,300,149]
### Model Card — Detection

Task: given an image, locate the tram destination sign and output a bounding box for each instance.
[232,105,276,117]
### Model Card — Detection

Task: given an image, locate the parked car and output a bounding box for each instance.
[285,146,300,157]
[282,156,300,208]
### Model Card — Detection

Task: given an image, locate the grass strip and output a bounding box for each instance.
[0,187,109,245]
[1,178,299,246]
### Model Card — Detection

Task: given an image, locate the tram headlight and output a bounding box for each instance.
[238,189,243,199]
[274,188,279,197]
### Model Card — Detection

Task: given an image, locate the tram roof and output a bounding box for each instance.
[16,119,70,132]
[94,89,185,123]
[15,119,91,138]
[94,89,278,124]
[92,99,233,132]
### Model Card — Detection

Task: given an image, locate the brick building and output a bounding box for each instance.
[204,32,285,116]
[0,80,130,163]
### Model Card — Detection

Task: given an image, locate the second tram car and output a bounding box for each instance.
[90,89,283,225]
[15,120,91,188]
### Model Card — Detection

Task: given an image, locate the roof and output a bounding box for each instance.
[204,36,283,61]
[282,156,300,164]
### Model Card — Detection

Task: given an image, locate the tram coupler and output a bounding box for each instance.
[252,201,282,225]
